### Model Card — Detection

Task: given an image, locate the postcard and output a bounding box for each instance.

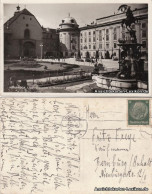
[0,0,152,194]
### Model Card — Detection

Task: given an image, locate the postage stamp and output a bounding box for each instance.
[128,100,149,125]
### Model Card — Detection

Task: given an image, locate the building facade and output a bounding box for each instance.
[58,14,80,58]
[4,6,59,59]
[4,6,43,58]
[79,6,148,59]
[4,5,148,60]
[42,27,59,58]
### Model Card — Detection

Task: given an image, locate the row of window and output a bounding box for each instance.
[80,40,147,51]
[80,29,146,43]
[81,35,110,43]
[80,22,146,37]
[81,31,96,36]
[80,42,119,50]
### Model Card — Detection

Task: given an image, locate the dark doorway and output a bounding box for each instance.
[23,42,35,57]
[105,50,110,59]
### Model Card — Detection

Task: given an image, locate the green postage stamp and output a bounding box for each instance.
[128,100,149,125]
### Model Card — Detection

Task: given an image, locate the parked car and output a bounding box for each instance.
[113,56,118,61]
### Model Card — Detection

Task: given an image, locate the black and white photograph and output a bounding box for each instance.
[3,3,148,93]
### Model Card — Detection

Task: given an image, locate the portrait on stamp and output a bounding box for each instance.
[128,100,149,125]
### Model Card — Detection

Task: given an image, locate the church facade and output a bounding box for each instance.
[4,6,58,59]
[4,6,43,58]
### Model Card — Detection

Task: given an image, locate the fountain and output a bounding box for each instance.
[92,5,148,91]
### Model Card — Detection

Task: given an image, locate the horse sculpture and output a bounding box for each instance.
[118,5,138,31]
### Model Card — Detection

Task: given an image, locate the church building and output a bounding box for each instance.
[4,6,43,58]
[4,5,59,59]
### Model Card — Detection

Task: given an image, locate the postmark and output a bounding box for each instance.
[128,100,149,125]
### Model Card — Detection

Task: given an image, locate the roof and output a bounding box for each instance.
[62,16,77,25]
[43,27,56,33]
[80,6,148,30]
[96,6,148,21]
[20,8,34,16]
[4,8,40,28]
[59,15,79,28]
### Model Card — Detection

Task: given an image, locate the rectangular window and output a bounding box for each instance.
[106,35,109,41]
[89,38,91,42]
[142,30,146,38]
[113,28,117,40]
[93,45,96,50]
[89,45,91,49]
[93,37,96,42]
[81,39,83,43]
[142,23,146,28]
[106,29,109,41]
[106,43,109,49]
[89,31,91,35]
[114,34,117,40]
[122,33,125,40]
[114,43,117,48]
[99,36,102,41]
[106,29,109,34]
[85,38,87,43]
[99,44,102,49]
[93,31,95,35]
[142,41,146,48]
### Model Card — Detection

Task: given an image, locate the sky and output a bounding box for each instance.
[3,3,147,29]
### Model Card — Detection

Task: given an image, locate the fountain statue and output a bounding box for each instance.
[92,5,148,91]
[117,5,144,80]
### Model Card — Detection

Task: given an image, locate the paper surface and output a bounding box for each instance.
[0,98,152,194]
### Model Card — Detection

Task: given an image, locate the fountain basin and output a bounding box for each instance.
[92,74,137,90]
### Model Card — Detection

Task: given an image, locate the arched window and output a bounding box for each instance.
[24,29,30,39]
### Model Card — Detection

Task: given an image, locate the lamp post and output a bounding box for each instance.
[40,43,43,60]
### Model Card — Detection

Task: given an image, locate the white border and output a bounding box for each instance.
[0,0,151,98]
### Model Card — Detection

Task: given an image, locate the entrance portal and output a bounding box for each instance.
[23,42,35,57]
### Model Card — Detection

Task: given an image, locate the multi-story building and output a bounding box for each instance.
[58,14,80,58]
[4,5,148,60]
[79,6,148,59]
